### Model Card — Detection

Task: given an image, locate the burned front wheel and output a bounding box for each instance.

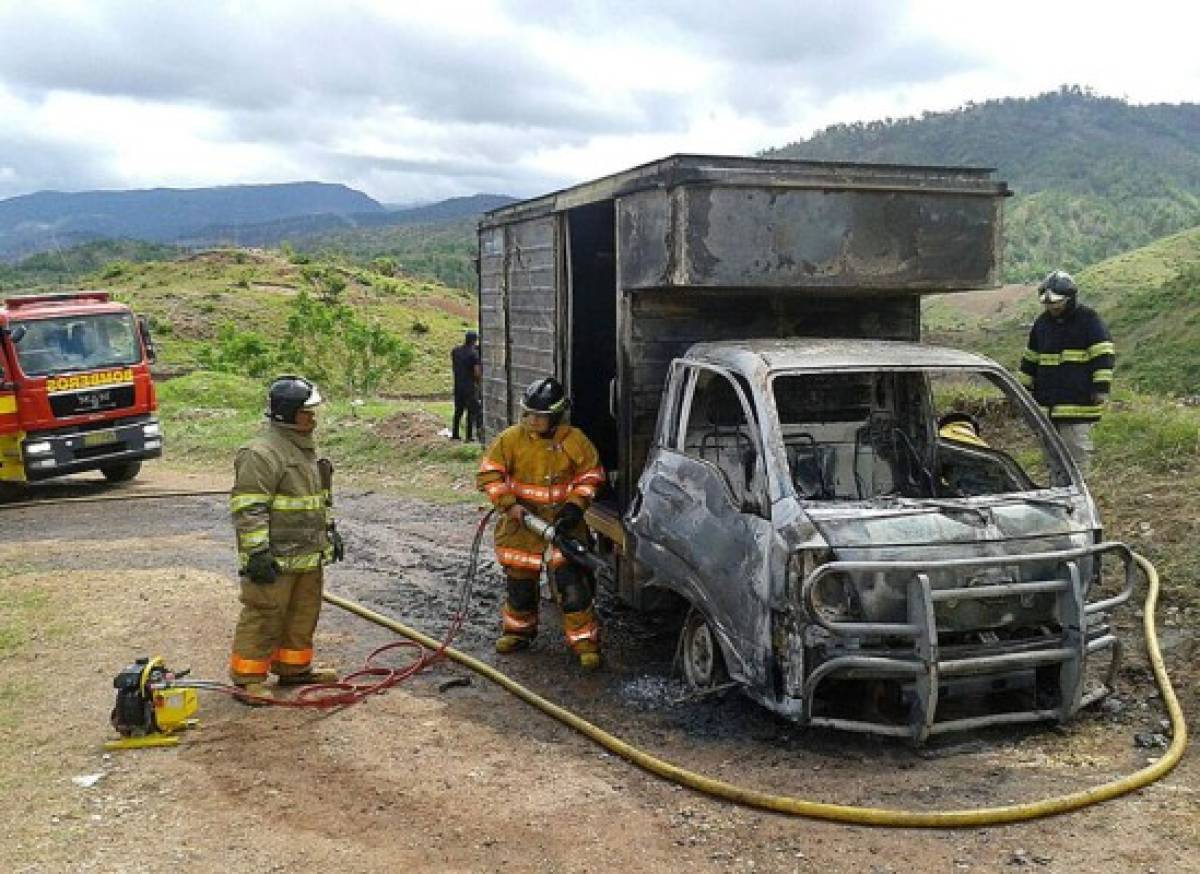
[680,607,729,691]
[100,461,142,483]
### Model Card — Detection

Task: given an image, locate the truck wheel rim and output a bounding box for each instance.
[687,623,716,687]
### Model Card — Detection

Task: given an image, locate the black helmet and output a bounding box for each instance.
[520,377,569,424]
[1038,270,1077,303]
[267,375,323,424]
[465,330,478,344]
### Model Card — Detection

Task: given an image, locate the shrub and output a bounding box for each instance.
[197,324,277,378]
[276,291,414,395]
[100,260,132,280]
[371,257,398,277]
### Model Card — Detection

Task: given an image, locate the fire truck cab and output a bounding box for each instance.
[0,292,162,484]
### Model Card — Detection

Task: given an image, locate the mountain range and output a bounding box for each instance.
[0,183,515,260]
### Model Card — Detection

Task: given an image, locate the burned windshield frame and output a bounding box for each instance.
[9,313,142,377]
[769,366,1071,502]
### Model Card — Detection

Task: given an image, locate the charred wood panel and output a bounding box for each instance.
[479,226,508,436]
[504,217,559,420]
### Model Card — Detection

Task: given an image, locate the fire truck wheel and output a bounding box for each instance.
[0,481,26,501]
[100,461,142,483]
[680,607,729,692]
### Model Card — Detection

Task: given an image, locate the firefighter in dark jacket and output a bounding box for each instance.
[1018,270,1115,472]
[476,377,606,670]
[228,375,345,702]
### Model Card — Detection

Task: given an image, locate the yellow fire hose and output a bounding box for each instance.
[323,552,1186,827]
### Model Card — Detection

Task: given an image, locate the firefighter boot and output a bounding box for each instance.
[277,666,339,686]
[563,606,601,671]
[497,587,538,654]
[495,633,533,654]
[235,682,276,706]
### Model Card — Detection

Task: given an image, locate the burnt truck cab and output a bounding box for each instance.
[0,292,161,484]
[477,155,1132,742]
[629,339,1132,742]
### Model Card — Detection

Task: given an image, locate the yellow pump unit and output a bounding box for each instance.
[105,656,199,750]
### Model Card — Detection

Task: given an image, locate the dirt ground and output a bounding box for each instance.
[0,468,1196,874]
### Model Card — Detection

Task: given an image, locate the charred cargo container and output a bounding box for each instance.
[477,155,1132,743]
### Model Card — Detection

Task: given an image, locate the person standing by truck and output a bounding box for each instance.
[1018,270,1115,472]
[476,377,606,670]
[228,375,345,702]
[450,330,483,442]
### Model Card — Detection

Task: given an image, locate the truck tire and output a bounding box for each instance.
[0,481,27,502]
[100,461,142,483]
[680,607,729,692]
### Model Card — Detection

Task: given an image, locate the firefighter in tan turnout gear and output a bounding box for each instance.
[477,377,606,670]
[228,376,346,701]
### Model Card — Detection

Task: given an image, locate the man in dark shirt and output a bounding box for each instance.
[450,330,483,442]
[1018,270,1115,473]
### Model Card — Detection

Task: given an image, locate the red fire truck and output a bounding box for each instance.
[0,292,161,484]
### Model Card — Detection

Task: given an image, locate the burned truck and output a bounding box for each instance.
[477,155,1132,742]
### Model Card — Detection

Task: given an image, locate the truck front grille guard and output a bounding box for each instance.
[799,542,1136,743]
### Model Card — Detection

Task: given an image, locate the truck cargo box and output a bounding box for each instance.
[478,154,1009,509]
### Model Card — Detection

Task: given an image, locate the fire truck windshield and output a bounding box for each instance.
[10,313,142,377]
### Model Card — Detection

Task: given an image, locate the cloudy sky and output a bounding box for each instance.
[1,0,1197,204]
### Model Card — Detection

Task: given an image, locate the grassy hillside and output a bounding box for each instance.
[87,248,475,396]
[1078,225,1200,296]
[765,87,1200,281]
[291,217,479,291]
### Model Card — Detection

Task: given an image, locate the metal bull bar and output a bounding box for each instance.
[799,542,1137,743]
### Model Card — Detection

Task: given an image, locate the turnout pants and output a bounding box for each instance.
[1054,421,1095,473]
[229,569,324,684]
[501,564,601,655]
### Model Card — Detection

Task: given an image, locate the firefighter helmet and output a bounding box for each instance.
[1038,270,1077,303]
[520,377,569,424]
[267,375,323,424]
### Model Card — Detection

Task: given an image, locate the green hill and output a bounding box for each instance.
[764,87,1200,281]
[1078,225,1200,296]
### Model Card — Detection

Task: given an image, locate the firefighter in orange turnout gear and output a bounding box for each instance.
[476,377,606,670]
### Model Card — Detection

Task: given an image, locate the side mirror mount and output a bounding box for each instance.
[137,315,157,364]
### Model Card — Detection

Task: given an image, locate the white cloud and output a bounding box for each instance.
[0,0,1195,202]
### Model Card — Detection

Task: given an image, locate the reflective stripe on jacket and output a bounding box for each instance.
[476,423,604,572]
[1018,302,1114,423]
[230,423,330,570]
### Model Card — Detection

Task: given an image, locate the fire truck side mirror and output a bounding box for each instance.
[137,316,157,364]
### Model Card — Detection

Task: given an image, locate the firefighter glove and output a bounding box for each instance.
[329,526,346,563]
[245,549,279,585]
[555,502,584,528]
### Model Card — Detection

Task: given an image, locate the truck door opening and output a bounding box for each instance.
[566,201,617,477]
